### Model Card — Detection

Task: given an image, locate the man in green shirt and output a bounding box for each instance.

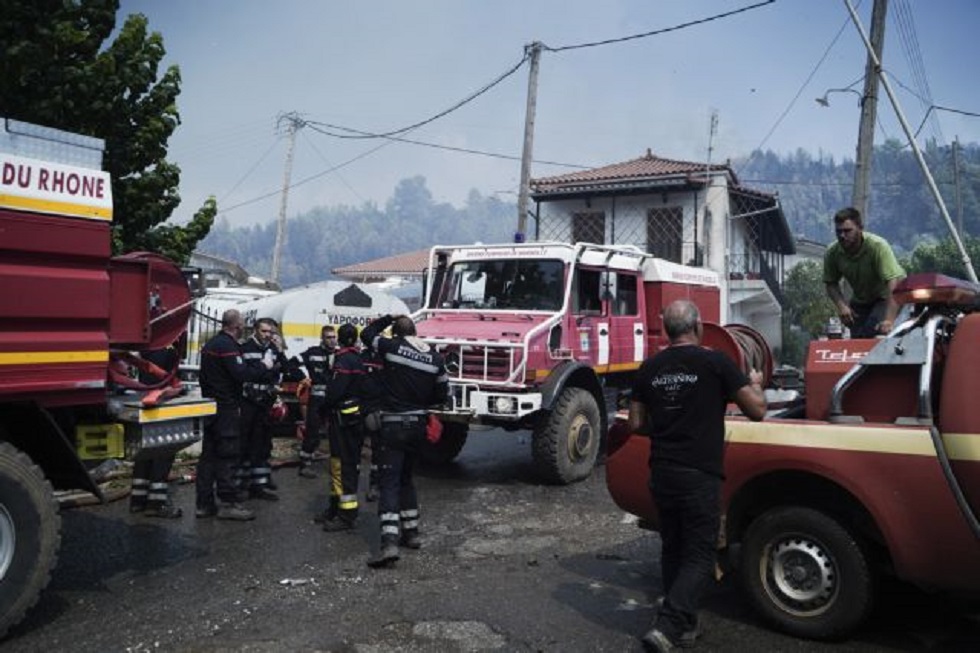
[824,207,906,338]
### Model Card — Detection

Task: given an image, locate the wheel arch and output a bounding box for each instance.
[0,402,102,498]
[539,362,607,433]
[726,470,888,566]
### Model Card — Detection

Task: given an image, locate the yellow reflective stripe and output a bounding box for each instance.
[0,193,113,221]
[139,402,217,423]
[0,350,109,365]
[727,421,980,462]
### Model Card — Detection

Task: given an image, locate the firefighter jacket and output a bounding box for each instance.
[200,331,274,406]
[359,348,384,412]
[241,336,280,405]
[323,346,367,426]
[360,315,449,412]
[301,344,335,400]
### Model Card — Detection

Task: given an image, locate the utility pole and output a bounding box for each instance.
[271,112,304,285]
[516,41,542,243]
[852,0,887,221]
[953,136,963,236]
[844,0,977,282]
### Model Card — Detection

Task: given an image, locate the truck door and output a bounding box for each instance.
[606,271,644,370]
[570,267,606,367]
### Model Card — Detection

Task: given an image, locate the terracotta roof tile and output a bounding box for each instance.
[332,249,430,278]
[531,149,732,195]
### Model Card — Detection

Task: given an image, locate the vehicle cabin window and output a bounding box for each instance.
[573,269,603,315]
[613,273,638,316]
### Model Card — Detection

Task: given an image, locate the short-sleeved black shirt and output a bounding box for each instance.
[631,345,749,478]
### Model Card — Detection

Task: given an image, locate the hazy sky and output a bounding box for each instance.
[119,0,980,230]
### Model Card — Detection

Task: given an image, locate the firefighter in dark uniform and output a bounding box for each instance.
[360,344,384,502]
[129,343,183,518]
[320,323,367,531]
[298,325,336,478]
[239,317,282,500]
[360,314,448,568]
[196,309,274,521]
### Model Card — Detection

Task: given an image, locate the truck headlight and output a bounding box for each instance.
[493,396,517,415]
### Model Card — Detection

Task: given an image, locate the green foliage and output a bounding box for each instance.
[780,260,836,367]
[902,235,980,279]
[0,0,211,263]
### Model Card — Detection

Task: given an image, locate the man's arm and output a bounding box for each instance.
[734,369,767,422]
[878,277,902,333]
[825,282,854,327]
[627,400,651,436]
[361,314,394,351]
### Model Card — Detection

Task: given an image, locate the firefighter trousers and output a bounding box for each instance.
[240,400,274,490]
[196,405,242,508]
[376,417,424,544]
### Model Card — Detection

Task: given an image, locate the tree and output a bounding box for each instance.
[0,0,213,264]
[903,236,980,279]
[781,260,837,367]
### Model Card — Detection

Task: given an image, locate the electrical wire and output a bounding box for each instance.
[736,2,857,177]
[306,54,528,140]
[543,0,776,52]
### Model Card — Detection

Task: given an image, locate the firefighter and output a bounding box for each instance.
[298,325,336,478]
[129,343,183,518]
[239,317,282,501]
[320,323,367,531]
[360,314,448,568]
[360,343,384,502]
[196,309,274,521]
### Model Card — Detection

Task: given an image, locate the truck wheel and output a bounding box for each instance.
[532,387,600,484]
[740,506,874,640]
[0,442,61,638]
[420,422,468,465]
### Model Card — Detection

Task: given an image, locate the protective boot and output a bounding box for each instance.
[399,528,422,550]
[367,535,400,568]
[217,502,255,521]
[314,495,340,524]
[322,510,357,532]
[145,498,183,519]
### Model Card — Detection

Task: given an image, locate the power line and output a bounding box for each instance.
[306,121,589,169]
[736,4,855,176]
[543,0,776,52]
[306,54,529,140]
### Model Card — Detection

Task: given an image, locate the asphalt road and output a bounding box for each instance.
[4,430,979,652]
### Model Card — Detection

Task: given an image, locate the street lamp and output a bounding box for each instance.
[815,87,863,107]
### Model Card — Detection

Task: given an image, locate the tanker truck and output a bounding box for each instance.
[0,118,214,636]
[412,242,771,483]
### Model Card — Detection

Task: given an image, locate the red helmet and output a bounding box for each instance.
[268,399,289,423]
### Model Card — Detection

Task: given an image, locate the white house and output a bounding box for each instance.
[528,149,795,348]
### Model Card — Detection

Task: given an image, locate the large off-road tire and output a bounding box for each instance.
[420,421,468,465]
[0,442,61,638]
[739,506,874,640]
[532,387,601,484]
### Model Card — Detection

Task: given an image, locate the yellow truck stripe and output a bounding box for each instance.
[0,350,109,365]
[726,420,980,462]
[0,193,113,221]
[139,402,216,423]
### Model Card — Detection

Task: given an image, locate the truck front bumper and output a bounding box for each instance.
[445,383,542,421]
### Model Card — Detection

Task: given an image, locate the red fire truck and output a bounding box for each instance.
[0,118,214,636]
[605,272,980,639]
[413,242,770,484]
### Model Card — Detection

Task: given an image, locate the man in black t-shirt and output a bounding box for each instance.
[628,300,766,653]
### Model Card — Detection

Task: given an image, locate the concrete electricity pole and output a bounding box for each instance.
[516,41,542,243]
[271,112,304,285]
[852,0,888,221]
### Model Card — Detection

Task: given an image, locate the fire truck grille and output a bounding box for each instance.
[443,344,521,383]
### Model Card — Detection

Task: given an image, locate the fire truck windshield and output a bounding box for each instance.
[437,258,565,311]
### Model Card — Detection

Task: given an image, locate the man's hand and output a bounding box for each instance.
[838,304,855,326]
[876,319,893,335]
[748,369,764,387]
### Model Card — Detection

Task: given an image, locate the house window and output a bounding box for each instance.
[647,206,683,262]
[572,211,605,244]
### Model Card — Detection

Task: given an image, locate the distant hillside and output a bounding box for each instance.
[738,138,979,253]
[200,140,979,288]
